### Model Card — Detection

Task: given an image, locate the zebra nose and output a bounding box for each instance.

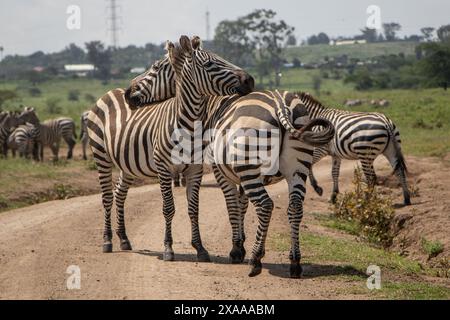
[235,70,255,95]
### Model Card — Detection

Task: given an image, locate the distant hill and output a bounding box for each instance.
[285,41,418,64]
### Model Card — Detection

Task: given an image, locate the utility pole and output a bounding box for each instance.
[106,0,121,48]
[205,9,211,41]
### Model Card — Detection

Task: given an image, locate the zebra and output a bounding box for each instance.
[17,111,77,161]
[7,123,40,159]
[126,38,334,278]
[80,110,90,160]
[86,36,254,261]
[294,92,411,206]
[0,111,22,157]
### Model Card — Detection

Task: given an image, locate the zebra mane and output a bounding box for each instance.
[294,91,327,110]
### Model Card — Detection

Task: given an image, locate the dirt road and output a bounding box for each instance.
[0,157,447,299]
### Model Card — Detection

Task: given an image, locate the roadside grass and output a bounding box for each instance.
[268,230,450,299]
[0,157,98,212]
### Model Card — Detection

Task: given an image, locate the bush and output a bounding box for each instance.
[333,167,395,247]
[28,87,42,97]
[84,93,96,103]
[46,97,62,114]
[68,90,80,101]
[421,238,444,259]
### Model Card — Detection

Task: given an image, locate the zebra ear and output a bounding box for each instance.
[179,35,193,55]
[191,36,202,50]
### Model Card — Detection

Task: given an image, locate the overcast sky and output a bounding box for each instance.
[1,0,449,56]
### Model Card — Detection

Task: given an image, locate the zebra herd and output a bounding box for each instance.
[84,35,411,278]
[0,107,80,161]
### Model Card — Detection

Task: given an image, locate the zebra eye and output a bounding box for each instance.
[203,61,214,68]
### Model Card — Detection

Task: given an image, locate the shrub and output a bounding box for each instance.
[46,97,62,114]
[421,238,444,259]
[28,87,42,97]
[68,90,80,101]
[84,93,96,103]
[333,167,395,247]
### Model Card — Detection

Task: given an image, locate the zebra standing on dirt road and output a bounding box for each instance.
[86,36,254,261]
[127,38,335,278]
[295,92,411,205]
[17,107,77,161]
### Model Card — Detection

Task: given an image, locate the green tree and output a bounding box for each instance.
[382,22,401,41]
[419,42,450,90]
[437,25,450,43]
[360,27,378,43]
[85,41,112,81]
[420,27,435,42]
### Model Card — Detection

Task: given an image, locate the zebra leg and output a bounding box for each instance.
[308,147,329,196]
[98,166,114,253]
[81,137,88,160]
[114,171,134,251]
[212,165,245,263]
[172,172,180,188]
[51,143,59,162]
[330,157,342,203]
[184,166,210,262]
[237,186,248,260]
[158,171,176,261]
[65,137,76,160]
[360,159,377,189]
[286,181,306,278]
[237,168,273,277]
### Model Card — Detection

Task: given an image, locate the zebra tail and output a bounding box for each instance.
[274,90,335,147]
[388,126,408,174]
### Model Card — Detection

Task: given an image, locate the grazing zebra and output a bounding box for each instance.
[86,36,254,261]
[80,110,90,160]
[295,92,411,205]
[7,123,39,159]
[18,112,77,161]
[127,38,334,278]
[0,111,22,157]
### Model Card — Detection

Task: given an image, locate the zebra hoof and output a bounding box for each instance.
[290,263,303,279]
[330,194,338,204]
[314,186,323,196]
[248,260,262,277]
[229,247,245,264]
[163,251,175,261]
[120,240,132,251]
[197,250,211,262]
[103,242,113,253]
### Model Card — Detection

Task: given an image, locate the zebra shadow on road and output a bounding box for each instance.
[134,249,366,279]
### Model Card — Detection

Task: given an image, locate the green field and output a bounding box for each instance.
[284,41,418,64]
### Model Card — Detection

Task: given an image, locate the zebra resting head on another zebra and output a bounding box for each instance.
[125,35,254,109]
[87,35,255,263]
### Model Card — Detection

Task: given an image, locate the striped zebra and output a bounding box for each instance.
[7,123,39,159]
[80,110,90,160]
[127,38,334,278]
[18,111,77,161]
[0,111,22,157]
[295,92,411,206]
[86,36,254,261]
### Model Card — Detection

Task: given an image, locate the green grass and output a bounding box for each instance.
[421,238,445,259]
[269,231,450,299]
[284,41,417,64]
[0,78,129,132]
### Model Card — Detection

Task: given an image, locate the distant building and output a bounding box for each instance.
[331,39,367,46]
[64,64,95,77]
[130,67,146,74]
[32,66,45,73]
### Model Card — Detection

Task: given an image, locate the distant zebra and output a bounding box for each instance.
[127,38,334,278]
[80,110,90,160]
[20,113,77,161]
[7,123,39,159]
[87,36,253,261]
[295,92,411,205]
[0,111,22,157]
